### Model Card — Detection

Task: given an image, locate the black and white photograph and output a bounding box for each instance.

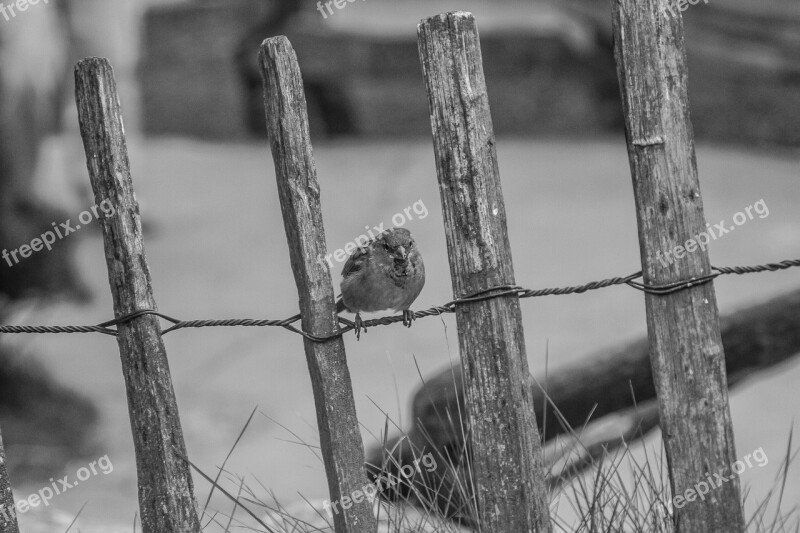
[0,0,798,531]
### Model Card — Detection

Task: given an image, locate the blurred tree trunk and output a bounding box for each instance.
[0,0,88,301]
[0,0,141,301]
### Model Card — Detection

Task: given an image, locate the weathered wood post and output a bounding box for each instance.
[259,37,377,533]
[0,431,19,533]
[612,2,745,531]
[418,12,552,532]
[74,58,201,533]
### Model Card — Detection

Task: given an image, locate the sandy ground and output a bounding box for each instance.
[3,136,799,531]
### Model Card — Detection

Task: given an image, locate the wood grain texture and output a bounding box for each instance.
[418,12,551,532]
[611,2,745,531]
[0,432,18,533]
[74,58,200,533]
[259,37,377,533]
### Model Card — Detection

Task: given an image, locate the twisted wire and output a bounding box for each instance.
[1,258,797,343]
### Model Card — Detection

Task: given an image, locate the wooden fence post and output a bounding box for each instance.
[74,58,201,533]
[0,431,19,533]
[611,2,745,531]
[418,12,552,532]
[259,37,377,533]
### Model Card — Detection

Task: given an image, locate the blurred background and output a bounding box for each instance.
[0,0,798,530]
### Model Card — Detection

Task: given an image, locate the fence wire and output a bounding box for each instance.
[0,259,798,342]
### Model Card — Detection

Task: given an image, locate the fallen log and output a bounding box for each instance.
[366,287,800,520]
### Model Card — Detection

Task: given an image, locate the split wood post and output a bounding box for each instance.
[0,431,19,533]
[74,58,201,533]
[417,12,552,532]
[611,2,745,531]
[259,37,377,533]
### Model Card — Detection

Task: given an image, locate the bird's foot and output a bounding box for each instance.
[402,309,416,328]
[354,313,367,340]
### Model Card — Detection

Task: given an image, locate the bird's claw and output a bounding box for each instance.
[354,313,367,340]
[402,310,416,328]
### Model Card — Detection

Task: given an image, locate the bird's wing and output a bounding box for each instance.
[341,245,369,278]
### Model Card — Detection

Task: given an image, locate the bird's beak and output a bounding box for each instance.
[397,246,407,261]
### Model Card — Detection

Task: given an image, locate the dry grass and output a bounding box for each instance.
[169,383,799,533]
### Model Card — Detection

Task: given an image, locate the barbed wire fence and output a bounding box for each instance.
[1,259,798,342]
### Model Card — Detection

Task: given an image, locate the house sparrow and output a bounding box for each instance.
[336,228,425,338]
